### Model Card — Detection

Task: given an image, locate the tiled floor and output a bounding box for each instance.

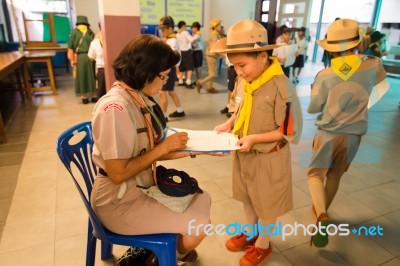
[0,62,399,266]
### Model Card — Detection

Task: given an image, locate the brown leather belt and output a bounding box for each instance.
[269,141,287,153]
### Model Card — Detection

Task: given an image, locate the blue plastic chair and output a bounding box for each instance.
[56,121,177,266]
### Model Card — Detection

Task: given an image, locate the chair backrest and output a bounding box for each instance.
[56,121,107,237]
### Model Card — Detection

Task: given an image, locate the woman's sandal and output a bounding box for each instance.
[310,212,330,248]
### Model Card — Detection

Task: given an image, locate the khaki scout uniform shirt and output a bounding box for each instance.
[92,85,154,188]
[235,75,303,151]
[308,56,386,135]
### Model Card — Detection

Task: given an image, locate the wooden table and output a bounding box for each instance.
[25,44,70,73]
[0,51,27,143]
[24,51,57,96]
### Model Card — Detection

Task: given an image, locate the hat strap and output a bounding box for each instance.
[227,41,269,49]
[327,35,359,44]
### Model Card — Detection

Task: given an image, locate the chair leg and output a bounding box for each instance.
[154,236,177,266]
[100,241,113,260]
[86,223,97,266]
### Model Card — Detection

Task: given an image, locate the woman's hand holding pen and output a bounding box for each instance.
[159,132,188,153]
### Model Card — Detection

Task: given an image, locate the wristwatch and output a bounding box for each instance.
[189,151,196,158]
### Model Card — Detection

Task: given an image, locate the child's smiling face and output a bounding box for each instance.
[228,52,269,83]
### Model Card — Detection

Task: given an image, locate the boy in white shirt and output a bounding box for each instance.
[159,16,185,119]
[176,21,195,88]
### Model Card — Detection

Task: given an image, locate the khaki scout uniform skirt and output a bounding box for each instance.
[91,173,211,236]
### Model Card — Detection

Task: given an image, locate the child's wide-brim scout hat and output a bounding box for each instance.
[317,19,363,52]
[209,18,221,28]
[211,19,283,54]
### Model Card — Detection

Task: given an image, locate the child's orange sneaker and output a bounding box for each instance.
[239,244,272,266]
[225,234,258,252]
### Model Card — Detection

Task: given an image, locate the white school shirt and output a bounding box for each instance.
[296,37,307,55]
[88,38,104,68]
[176,30,194,52]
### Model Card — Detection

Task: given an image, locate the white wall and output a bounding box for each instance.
[203,0,256,41]
[310,0,375,23]
[72,0,100,33]
[378,0,400,23]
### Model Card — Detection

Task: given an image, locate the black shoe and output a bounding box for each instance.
[178,249,198,264]
[165,117,169,122]
[185,83,194,89]
[220,106,229,114]
[82,98,89,104]
[226,112,233,118]
[177,82,185,86]
[91,97,98,103]
[169,111,185,118]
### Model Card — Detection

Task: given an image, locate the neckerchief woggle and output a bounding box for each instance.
[331,54,362,81]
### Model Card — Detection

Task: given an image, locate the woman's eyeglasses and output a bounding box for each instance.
[158,74,169,81]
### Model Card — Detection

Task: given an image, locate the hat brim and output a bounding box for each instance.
[317,29,363,52]
[211,37,284,54]
[76,22,90,26]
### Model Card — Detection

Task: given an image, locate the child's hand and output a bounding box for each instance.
[237,136,255,152]
[214,122,232,133]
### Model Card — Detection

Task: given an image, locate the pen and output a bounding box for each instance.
[167,127,190,140]
[167,126,179,133]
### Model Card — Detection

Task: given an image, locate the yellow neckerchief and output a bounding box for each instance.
[77,25,88,34]
[167,33,176,39]
[331,54,362,81]
[211,30,221,39]
[98,34,103,46]
[232,58,284,137]
[194,31,201,35]
[369,41,379,48]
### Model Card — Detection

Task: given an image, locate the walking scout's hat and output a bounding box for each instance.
[317,19,363,52]
[209,18,221,28]
[370,30,385,43]
[211,19,283,54]
[76,15,90,26]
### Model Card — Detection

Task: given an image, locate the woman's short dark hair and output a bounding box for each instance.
[113,35,180,90]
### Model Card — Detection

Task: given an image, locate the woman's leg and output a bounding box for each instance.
[177,231,207,253]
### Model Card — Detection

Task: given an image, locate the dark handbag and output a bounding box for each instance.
[156,165,203,197]
[116,247,158,266]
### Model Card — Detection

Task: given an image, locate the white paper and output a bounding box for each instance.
[166,127,240,152]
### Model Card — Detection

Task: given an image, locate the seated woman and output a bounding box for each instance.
[91,35,211,263]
